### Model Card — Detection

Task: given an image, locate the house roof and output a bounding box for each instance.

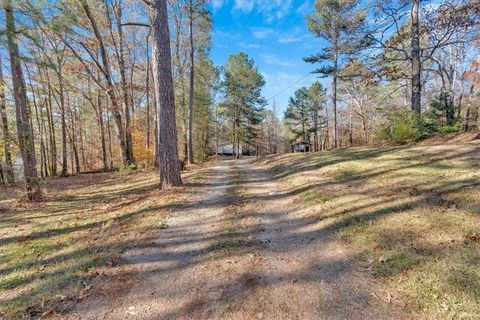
[292,142,310,146]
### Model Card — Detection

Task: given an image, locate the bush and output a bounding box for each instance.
[119,163,138,174]
[377,109,434,144]
[439,122,461,134]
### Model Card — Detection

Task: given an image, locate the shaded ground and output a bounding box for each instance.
[66,159,403,320]
[0,168,204,319]
[259,143,480,319]
[2,143,479,319]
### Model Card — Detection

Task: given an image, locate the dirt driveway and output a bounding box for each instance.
[68,158,407,320]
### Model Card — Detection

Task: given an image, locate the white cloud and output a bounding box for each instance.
[211,0,225,10]
[278,34,311,43]
[233,0,293,22]
[234,0,254,12]
[277,27,313,44]
[239,42,265,49]
[296,0,312,15]
[251,27,274,39]
[261,53,296,67]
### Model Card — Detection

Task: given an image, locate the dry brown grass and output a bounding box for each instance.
[0,166,206,319]
[259,143,480,319]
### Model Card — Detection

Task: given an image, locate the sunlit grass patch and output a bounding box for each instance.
[262,144,480,319]
[330,167,359,181]
[0,168,202,318]
[299,189,332,205]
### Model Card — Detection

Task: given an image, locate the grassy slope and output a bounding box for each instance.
[1,144,479,319]
[0,168,205,318]
[259,143,480,319]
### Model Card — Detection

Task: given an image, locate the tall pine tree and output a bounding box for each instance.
[220,52,266,159]
[304,0,366,149]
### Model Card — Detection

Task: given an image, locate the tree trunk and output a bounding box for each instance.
[332,46,338,149]
[187,0,195,165]
[152,65,159,167]
[4,0,41,200]
[411,0,422,114]
[114,0,134,165]
[0,55,14,184]
[67,97,80,174]
[313,108,319,152]
[45,70,57,176]
[0,162,4,185]
[149,0,183,189]
[107,111,114,169]
[26,64,46,179]
[146,33,151,150]
[78,107,86,171]
[236,119,240,159]
[56,66,68,176]
[80,0,129,167]
[349,105,353,147]
[97,93,108,171]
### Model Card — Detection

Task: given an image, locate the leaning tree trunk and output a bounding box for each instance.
[411,0,422,114]
[149,0,183,189]
[4,0,41,200]
[0,55,14,184]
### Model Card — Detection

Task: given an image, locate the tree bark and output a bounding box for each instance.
[113,0,134,165]
[0,162,4,185]
[411,0,422,114]
[332,37,339,149]
[56,64,68,176]
[313,108,319,152]
[187,0,195,165]
[0,55,14,184]
[4,0,41,200]
[97,92,108,171]
[146,33,151,150]
[25,63,47,179]
[45,69,57,176]
[149,0,183,189]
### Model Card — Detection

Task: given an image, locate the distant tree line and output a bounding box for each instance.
[285,0,480,148]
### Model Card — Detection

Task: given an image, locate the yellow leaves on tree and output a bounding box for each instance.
[131,121,155,168]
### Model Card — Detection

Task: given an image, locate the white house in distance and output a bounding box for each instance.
[291,142,310,153]
[217,142,243,156]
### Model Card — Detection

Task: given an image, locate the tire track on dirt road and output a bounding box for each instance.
[68,158,409,320]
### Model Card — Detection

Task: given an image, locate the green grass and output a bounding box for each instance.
[331,167,359,181]
[300,189,332,205]
[217,166,246,253]
[0,169,200,318]
[262,143,480,319]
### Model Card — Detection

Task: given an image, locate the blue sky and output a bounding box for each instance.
[208,0,324,114]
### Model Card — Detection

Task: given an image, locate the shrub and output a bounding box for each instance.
[377,109,434,144]
[439,122,462,134]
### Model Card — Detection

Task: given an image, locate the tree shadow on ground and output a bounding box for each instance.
[1,145,479,318]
